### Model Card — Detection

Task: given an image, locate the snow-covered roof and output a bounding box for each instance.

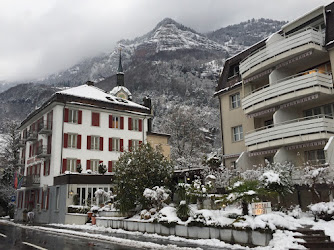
[57,84,147,110]
[109,86,132,97]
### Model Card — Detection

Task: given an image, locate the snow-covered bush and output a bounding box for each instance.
[308,201,334,221]
[143,186,170,210]
[176,200,191,221]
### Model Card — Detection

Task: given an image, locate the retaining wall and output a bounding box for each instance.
[96,217,272,246]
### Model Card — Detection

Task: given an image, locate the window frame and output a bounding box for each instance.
[90,159,100,173]
[112,115,120,129]
[67,133,78,149]
[232,125,243,142]
[112,138,120,152]
[69,109,78,123]
[66,158,77,172]
[91,136,100,150]
[230,92,241,109]
[132,118,139,131]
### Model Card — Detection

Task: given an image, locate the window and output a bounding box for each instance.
[68,134,77,148]
[230,93,241,109]
[112,138,120,152]
[304,103,334,118]
[91,136,100,150]
[90,159,100,173]
[44,160,50,176]
[67,158,77,172]
[305,149,326,165]
[69,109,78,123]
[92,112,100,126]
[232,125,243,142]
[132,140,141,150]
[112,116,120,129]
[132,118,139,131]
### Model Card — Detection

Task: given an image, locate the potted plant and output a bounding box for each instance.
[98,163,107,175]
[76,163,82,173]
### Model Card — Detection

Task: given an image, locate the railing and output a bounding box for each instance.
[242,70,333,111]
[245,114,334,147]
[26,131,38,141]
[22,175,40,187]
[240,28,325,74]
[36,145,51,157]
[38,120,52,134]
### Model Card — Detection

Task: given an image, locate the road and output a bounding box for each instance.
[0,221,238,250]
[0,222,143,250]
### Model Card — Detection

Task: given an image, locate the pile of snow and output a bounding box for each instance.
[308,201,334,214]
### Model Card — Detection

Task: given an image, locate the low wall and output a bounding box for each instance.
[96,217,272,246]
[65,213,88,225]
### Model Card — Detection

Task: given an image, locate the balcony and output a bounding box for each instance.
[18,139,26,147]
[22,175,40,187]
[18,158,25,166]
[38,121,52,135]
[240,28,325,77]
[242,70,333,114]
[36,145,51,158]
[245,115,334,151]
[26,131,38,141]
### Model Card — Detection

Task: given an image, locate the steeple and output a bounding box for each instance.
[117,48,124,86]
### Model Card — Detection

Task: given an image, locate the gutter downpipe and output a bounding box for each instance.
[218,96,225,167]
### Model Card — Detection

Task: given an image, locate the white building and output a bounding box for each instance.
[15,56,153,224]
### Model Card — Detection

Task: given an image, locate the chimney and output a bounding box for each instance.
[86,81,94,86]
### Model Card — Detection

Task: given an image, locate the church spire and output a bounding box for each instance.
[117,48,124,86]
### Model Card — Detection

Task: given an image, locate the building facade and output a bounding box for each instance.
[215,3,334,179]
[14,53,170,224]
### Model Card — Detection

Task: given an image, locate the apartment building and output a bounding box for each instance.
[215,3,334,176]
[14,53,171,224]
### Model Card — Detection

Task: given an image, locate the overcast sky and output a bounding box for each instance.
[0,0,332,82]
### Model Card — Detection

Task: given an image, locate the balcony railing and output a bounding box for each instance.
[21,175,40,187]
[18,158,25,166]
[26,131,38,141]
[36,145,51,158]
[245,115,334,148]
[240,28,325,75]
[242,70,333,112]
[38,121,52,134]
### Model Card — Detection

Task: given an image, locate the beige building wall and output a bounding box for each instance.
[147,134,171,159]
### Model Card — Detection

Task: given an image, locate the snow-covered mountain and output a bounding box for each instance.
[40,18,229,86]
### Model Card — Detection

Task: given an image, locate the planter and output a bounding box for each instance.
[87,212,93,218]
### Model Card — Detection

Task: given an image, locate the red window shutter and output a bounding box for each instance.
[44,163,46,176]
[77,134,81,149]
[139,141,143,145]
[109,115,112,128]
[109,138,112,151]
[86,160,91,170]
[120,139,124,152]
[64,108,69,122]
[92,112,100,126]
[62,159,67,173]
[78,110,82,124]
[29,145,32,157]
[108,161,112,172]
[120,117,124,130]
[63,133,68,148]
[47,135,52,154]
[46,188,50,210]
[76,159,81,167]
[41,190,44,209]
[128,140,132,152]
[99,137,103,151]
[99,160,103,164]
[139,119,143,132]
[87,136,91,149]
[128,117,132,130]
[37,189,40,204]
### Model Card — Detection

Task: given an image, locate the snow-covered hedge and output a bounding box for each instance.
[308,201,334,221]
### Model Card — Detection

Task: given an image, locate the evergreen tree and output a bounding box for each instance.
[0,120,19,215]
[114,143,174,214]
